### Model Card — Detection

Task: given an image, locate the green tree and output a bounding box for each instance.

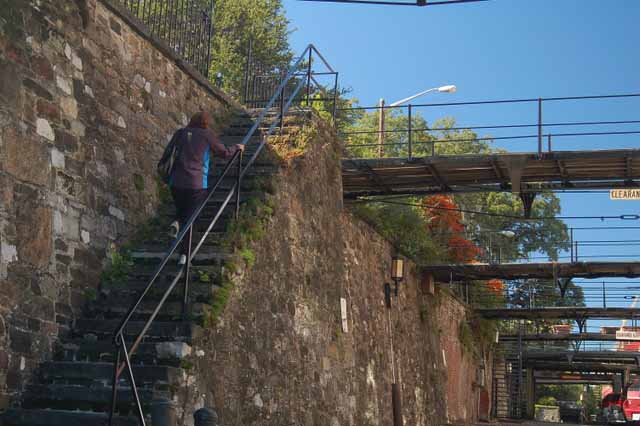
[345,110,570,262]
[209,0,292,96]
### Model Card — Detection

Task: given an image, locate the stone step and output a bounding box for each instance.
[37,361,181,388]
[129,248,229,265]
[55,339,192,366]
[86,299,208,321]
[22,383,168,412]
[123,264,223,286]
[75,320,201,342]
[223,123,303,136]
[1,409,138,426]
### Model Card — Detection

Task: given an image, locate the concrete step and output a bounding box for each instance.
[55,339,192,366]
[38,361,181,388]
[22,383,168,412]
[75,320,201,342]
[1,409,138,426]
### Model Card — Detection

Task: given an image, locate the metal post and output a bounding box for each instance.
[392,383,402,426]
[205,0,215,77]
[407,104,412,160]
[537,98,542,156]
[603,281,607,308]
[570,228,574,262]
[121,335,146,426]
[378,99,385,158]
[575,241,579,262]
[517,321,524,418]
[306,48,313,105]
[385,276,401,426]
[182,225,193,319]
[235,151,243,219]
[332,72,339,127]
[547,134,552,152]
[279,75,286,133]
[108,347,122,426]
[243,38,253,103]
[151,399,177,426]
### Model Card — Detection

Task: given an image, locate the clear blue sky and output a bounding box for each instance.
[282,0,640,327]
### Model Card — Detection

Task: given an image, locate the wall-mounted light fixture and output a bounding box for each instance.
[391,256,404,296]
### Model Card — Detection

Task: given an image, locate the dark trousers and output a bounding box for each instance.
[171,187,209,254]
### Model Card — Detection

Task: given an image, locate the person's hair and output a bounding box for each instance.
[188,111,211,129]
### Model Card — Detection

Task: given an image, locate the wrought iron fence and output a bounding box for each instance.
[115,0,215,77]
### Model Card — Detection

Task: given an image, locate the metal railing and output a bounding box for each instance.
[242,40,339,124]
[108,44,336,426]
[115,0,215,77]
[339,93,640,159]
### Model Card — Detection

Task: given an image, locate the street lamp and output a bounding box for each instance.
[378,85,457,157]
[485,230,516,264]
[388,85,457,107]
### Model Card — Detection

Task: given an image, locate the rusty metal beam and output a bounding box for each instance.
[500,333,621,342]
[477,307,640,320]
[342,148,640,198]
[425,162,450,191]
[426,261,640,281]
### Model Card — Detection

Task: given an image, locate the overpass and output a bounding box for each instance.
[500,332,633,342]
[533,371,615,385]
[423,261,640,281]
[342,149,640,198]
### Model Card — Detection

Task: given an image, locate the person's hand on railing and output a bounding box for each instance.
[235,144,246,152]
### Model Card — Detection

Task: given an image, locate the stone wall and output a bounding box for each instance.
[0,0,236,406]
[182,119,491,426]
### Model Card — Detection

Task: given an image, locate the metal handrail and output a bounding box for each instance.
[339,93,640,159]
[242,42,339,123]
[108,44,336,426]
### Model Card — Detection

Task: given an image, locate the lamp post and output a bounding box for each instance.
[484,230,516,264]
[377,85,457,158]
[383,255,405,426]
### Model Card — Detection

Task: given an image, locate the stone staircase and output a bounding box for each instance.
[0,110,303,426]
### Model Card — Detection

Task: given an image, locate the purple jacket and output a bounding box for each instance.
[169,127,238,189]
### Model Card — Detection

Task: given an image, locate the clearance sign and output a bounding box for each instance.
[610,189,640,200]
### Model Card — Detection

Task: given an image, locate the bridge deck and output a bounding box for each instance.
[425,261,640,281]
[500,333,626,342]
[477,307,640,320]
[342,149,640,197]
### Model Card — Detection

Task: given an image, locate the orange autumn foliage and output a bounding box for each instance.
[421,195,482,263]
[486,279,505,294]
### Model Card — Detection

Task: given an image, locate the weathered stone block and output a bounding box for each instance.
[23,78,53,102]
[36,99,60,122]
[59,96,78,120]
[36,118,55,141]
[0,60,21,105]
[11,184,51,267]
[4,131,51,186]
[9,328,31,354]
[31,55,54,81]
[53,129,78,152]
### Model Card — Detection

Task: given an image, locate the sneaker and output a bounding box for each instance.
[178,254,187,266]
[168,221,179,239]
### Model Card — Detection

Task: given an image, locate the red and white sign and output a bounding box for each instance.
[616,329,640,340]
